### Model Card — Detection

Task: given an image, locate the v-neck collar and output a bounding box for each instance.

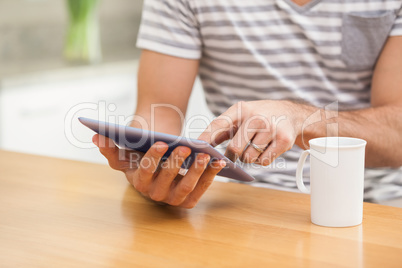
[281,0,323,13]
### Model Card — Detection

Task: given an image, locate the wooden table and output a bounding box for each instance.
[1,150,401,268]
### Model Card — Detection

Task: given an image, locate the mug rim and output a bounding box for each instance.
[309,137,367,149]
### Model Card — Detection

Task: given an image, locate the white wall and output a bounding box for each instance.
[0,0,144,77]
[0,60,214,164]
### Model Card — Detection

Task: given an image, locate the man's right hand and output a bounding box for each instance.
[93,134,226,208]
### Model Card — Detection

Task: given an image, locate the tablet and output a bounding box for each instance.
[79,117,254,182]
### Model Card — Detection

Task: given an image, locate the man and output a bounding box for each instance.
[93,0,402,208]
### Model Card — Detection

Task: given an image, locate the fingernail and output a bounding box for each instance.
[212,159,226,168]
[197,153,210,163]
[219,160,227,168]
[156,143,168,153]
[93,140,99,147]
[179,147,191,156]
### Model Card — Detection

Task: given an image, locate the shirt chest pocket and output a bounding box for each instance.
[341,11,396,70]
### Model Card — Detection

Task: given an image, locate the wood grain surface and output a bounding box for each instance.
[1,150,401,268]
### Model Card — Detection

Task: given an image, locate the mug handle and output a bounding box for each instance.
[296,150,311,194]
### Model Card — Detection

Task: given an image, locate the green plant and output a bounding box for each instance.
[64,0,102,63]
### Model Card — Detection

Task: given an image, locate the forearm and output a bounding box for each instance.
[130,105,184,136]
[128,50,199,136]
[296,104,402,168]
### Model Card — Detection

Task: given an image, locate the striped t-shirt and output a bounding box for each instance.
[136,0,402,202]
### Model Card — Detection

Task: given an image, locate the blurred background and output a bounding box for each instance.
[0,0,211,164]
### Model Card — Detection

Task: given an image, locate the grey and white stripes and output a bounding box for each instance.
[137,0,402,202]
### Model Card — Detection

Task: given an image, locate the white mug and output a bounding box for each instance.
[296,137,367,227]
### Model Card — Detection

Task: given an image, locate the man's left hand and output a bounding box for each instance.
[198,100,313,166]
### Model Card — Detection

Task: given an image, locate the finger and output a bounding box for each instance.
[94,134,145,172]
[94,134,126,171]
[198,103,242,147]
[148,146,192,202]
[224,123,255,162]
[180,159,226,209]
[257,136,293,166]
[198,116,236,147]
[133,141,169,193]
[123,150,145,169]
[93,134,115,149]
[241,131,272,164]
[167,153,210,206]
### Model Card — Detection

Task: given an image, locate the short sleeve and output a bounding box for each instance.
[390,6,402,36]
[136,0,202,59]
